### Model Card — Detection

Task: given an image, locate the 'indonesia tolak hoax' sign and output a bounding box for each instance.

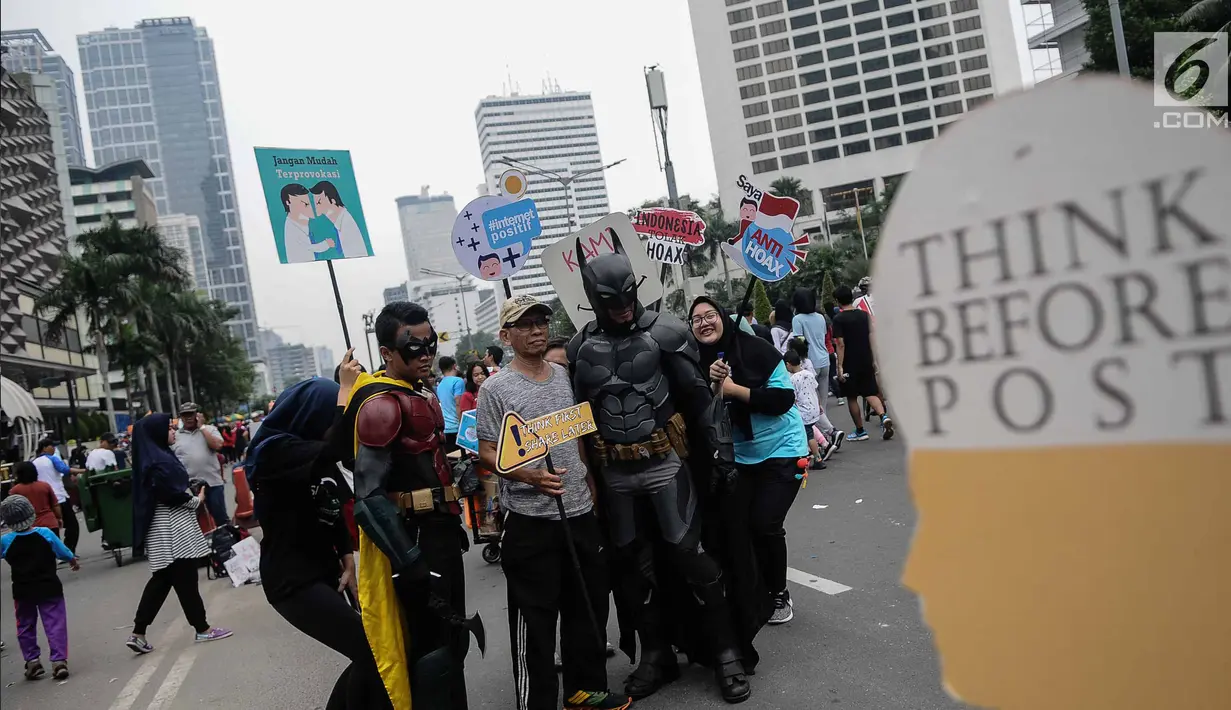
[721,178,808,282]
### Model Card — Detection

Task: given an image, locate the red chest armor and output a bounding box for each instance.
[357,388,457,513]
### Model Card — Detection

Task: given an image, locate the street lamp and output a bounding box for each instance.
[420,268,474,346]
[361,310,376,371]
[494,155,626,229]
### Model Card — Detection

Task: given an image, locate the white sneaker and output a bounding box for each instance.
[768,590,794,625]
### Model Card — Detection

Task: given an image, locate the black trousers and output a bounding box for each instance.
[133,558,208,634]
[393,517,469,710]
[60,505,80,554]
[742,457,803,594]
[272,581,391,710]
[502,511,610,710]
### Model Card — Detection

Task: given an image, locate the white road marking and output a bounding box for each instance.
[108,625,187,710]
[787,566,853,595]
[145,648,198,710]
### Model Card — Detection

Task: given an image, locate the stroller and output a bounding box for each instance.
[452,454,503,564]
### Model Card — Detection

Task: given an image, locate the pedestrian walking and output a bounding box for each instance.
[477,296,629,710]
[248,351,390,710]
[788,337,842,461]
[126,414,232,654]
[31,439,83,553]
[8,462,63,534]
[769,299,793,354]
[436,356,465,452]
[791,288,840,428]
[1,493,80,680]
[691,296,810,627]
[171,403,230,526]
[832,285,893,441]
[784,350,829,468]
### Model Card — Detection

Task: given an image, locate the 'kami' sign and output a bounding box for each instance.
[495,402,597,474]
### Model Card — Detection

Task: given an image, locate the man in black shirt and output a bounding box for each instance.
[832,285,894,441]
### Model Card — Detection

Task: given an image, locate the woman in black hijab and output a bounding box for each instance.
[689,296,810,626]
[769,299,794,354]
[246,354,389,710]
[126,414,231,654]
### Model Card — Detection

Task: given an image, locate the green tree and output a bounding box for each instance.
[1083,0,1194,80]
[546,298,578,341]
[753,280,772,323]
[453,330,500,362]
[769,176,814,215]
[821,270,837,313]
[38,218,191,428]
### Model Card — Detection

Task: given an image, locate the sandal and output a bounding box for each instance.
[715,649,751,704]
[623,652,680,699]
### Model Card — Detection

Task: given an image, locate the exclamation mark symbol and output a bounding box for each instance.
[511,425,525,457]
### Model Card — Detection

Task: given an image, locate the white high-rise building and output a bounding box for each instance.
[688,0,1023,230]
[158,214,208,293]
[396,186,458,281]
[1,30,87,168]
[474,89,612,301]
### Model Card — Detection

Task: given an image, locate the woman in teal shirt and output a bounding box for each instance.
[689,296,809,627]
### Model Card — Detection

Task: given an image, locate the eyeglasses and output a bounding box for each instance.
[688,311,720,328]
[507,317,550,332]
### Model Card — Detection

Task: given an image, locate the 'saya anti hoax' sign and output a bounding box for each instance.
[873,77,1230,710]
[721,178,808,282]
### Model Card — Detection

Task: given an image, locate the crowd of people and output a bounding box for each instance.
[0,254,890,709]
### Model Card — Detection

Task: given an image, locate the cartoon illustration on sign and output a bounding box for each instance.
[456,409,479,454]
[450,194,541,281]
[874,77,1230,710]
[541,213,665,329]
[721,178,807,282]
[254,148,375,264]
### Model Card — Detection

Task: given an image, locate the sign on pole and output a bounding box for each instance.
[495,402,597,474]
[873,77,1230,710]
[254,148,374,264]
[720,177,807,282]
[541,213,665,329]
[451,194,541,281]
[456,410,479,455]
[631,207,706,267]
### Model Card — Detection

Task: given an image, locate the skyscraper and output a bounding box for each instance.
[77,17,259,359]
[474,89,612,301]
[687,0,1023,230]
[0,30,87,168]
[396,186,458,280]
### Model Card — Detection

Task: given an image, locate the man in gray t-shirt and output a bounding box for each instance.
[475,295,624,710]
[476,363,593,520]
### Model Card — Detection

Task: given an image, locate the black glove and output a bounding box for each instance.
[313,477,342,527]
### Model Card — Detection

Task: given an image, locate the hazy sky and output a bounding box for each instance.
[2,0,727,367]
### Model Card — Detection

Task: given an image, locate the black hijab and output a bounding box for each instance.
[772,299,793,331]
[690,296,787,437]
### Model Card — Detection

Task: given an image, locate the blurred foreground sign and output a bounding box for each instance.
[873,77,1230,710]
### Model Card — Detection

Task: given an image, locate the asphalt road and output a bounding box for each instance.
[1,426,973,710]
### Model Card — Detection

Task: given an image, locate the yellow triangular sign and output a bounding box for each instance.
[495,402,596,474]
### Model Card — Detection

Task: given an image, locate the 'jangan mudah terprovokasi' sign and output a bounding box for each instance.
[873,76,1230,710]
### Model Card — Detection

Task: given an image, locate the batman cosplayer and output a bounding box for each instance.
[567,230,768,704]
[340,301,484,709]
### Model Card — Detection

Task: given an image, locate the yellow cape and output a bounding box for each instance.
[348,370,418,709]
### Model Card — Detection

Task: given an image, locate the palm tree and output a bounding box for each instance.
[699,195,738,301]
[769,176,815,216]
[38,218,191,428]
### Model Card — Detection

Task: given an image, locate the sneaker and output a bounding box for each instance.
[52,661,69,680]
[836,397,847,406]
[768,590,794,625]
[822,433,842,461]
[194,627,233,643]
[24,659,45,680]
[809,457,827,470]
[565,690,633,709]
[126,635,154,654]
[881,415,895,441]
[847,429,869,442]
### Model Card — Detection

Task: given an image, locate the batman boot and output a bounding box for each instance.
[624,648,680,700]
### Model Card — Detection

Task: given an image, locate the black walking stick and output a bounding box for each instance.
[544,452,606,651]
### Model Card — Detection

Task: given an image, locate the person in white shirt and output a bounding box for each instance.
[311,181,370,258]
[31,438,84,552]
[85,432,120,472]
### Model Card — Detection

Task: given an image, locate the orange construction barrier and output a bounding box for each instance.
[232,465,258,529]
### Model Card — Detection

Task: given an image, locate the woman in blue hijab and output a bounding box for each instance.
[126,414,232,654]
[248,354,389,709]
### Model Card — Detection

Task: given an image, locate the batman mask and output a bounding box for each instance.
[577,228,645,333]
[395,326,438,362]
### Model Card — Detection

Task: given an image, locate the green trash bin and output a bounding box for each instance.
[79,468,134,567]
